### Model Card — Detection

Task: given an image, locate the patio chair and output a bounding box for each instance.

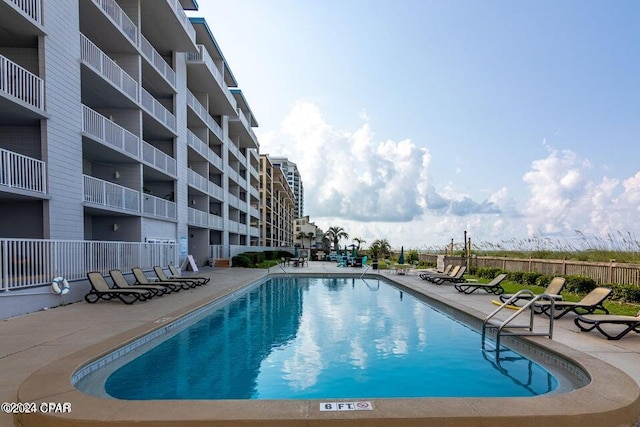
[131,267,186,292]
[499,277,566,305]
[420,265,458,281]
[574,311,640,340]
[153,266,200,288]
[534,287,612,319]
[109,269,169,296]
[168,264,210,285]
[454,274,507,295]
[85,271,152,304]
[429,266,467,285]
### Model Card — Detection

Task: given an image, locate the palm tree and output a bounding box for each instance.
[296,231,306,248]
[353,237,366,251]
[325,226,349,251]
[369,238,391,260]
[306,232,315,248]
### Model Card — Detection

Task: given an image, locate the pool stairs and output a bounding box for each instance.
[482,290,557,356]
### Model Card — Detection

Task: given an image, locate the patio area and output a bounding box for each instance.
[3,262,640,426]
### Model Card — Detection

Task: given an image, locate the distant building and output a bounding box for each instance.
[259,155,295,247]
[270,157,304,219]
[294,216,323,248]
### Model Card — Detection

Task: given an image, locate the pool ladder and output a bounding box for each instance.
[482,290,557,355]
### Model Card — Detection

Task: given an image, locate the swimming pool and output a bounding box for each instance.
[77,276,566,400]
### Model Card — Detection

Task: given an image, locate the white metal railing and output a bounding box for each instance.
[186,90,223,140]
[91,0,138,45]
[7,0,42,24]
[143,194,176,220]
[238,198,248,212]
[185,45,237,110]
[0,238,177,291]
[83,175,140,212]
[187,169,208,194]
[228,193,239,209]
[0,54,44,110]
[227,219,239,233]
[82,105,140,157]
[209,213,223,229]
[142,140,177,176]
[210,182,224,200]
[0,147,46,193]
[227,168,239,185]
[140,87,176,132]
[165,0,196,42]
[139,34,176,88]
[238,223,248,235]
[80,34,138,102]
[186,130,208,159]
[187,207,208,228]
[250,206,260,219]
[249,185,259,200]
[250,226,260,237]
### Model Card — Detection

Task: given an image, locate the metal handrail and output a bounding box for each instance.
[482,290,556,355]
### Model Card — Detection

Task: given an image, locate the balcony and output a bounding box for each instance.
[209,213,223,230]
[186,130,223,171]
[186,45,237,116]
[187,207,208,228]
[83,175,140,213]
[187,169,208,195]
[3,0,42,25]
[141,87,176,132]
[143,193,176,220]
[140,34,176,89]
[82,105,140,158]
[0,147,46,194]
[80,34,138,103]
[0,54,45,118]
[186,90,223,141]
[142,140,176,177]
[91,0,137,46]
[228,108,259,149]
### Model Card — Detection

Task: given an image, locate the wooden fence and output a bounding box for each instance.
[416,253,640,286]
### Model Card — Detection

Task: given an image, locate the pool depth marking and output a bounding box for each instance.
[320,401,374,411]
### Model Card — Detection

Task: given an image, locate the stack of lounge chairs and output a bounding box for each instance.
[84,265,210,304]
[420,265,467,285]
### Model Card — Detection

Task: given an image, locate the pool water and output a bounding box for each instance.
[104,277,557,400]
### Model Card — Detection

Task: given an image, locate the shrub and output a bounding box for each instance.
[522,272,542,286]
[508,271,525,284]
[232,254,252,268]
[610,283,640,304]
[475,267,503,279]
[535,274,554,288]
[564,275,597,293]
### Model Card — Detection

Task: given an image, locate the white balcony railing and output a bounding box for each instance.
[142,140,176,176]
[235,108,259,144]
[0,147,46,193]
[186,90,223,140]
[0,238,177,290]
[143,194,176,220]
[140,87,176,132]
[82,105,140,158]
[210,182,224,200]
[80,34,138,102]
[165,0,196,42]
[83,175,140,212]
[209,213,223,229]
[91,0,138,45]
[186,130,208,159]
[140,34,176,88]
[0,54,44,110]
[187,169,208,194]
[187,207,208,228]
[7,0,42,24]
[186,45,237,111]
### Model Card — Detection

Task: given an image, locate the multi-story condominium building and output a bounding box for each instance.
[0,0,260,268]
[293,216,323,249]
[270,157,303,219]
[259,155,294,247]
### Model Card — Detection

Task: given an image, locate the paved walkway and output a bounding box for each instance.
[2,263,640,426]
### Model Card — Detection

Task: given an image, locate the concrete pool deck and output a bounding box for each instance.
[3,263,640,426]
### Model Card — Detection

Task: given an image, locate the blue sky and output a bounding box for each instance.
[192,1,640,250]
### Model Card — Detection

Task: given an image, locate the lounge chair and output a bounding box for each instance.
[131,267,186,292]
[168,264,210,285]
[430,266,467,285]
[499,277,566,305]
[420,265,459,282]
[152,266,199,289]
[574,311,640,340]
[534,287,612,319]
[109,269,169,296]
[455,273,507,295]
[85,271,152,304]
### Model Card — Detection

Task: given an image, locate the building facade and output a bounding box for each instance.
[293,216,323,249]
[259,154,294,247]
[0,0,261,265]
[270,157,303,219]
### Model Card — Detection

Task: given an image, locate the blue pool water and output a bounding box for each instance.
[103,277,558,400]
